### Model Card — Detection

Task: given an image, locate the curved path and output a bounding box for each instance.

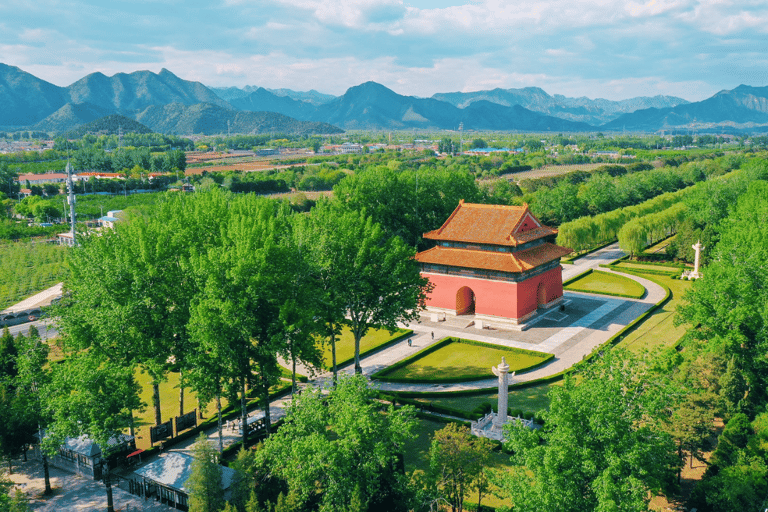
[309,242,666,394]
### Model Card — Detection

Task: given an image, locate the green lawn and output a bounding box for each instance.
[565,270,646,298]
[614,273,692,353]
[419,380,561,417]
[318,325,410,370]
[645,235,676,254]
[379,340,551,383]
[614,261,682,272]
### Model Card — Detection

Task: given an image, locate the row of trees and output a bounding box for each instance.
[34,187,427,509]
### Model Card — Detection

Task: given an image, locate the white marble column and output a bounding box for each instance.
[492,357,510,430]
[691,241,704,279]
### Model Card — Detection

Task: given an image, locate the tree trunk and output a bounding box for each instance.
[104,463,114,512]
[153,381,162,426]
[217,394,223,454]
[241,379,248,448]
[42,452,51,494]
[331,331,338,385]
[263,371,272,437]
[179,369,185,416]
[354,332,362,375]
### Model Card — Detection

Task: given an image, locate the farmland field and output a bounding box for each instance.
[0,241,68,311]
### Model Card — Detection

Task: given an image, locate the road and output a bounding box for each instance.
[6,319,58,340]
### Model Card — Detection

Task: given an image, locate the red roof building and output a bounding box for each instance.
[416,201,571,325]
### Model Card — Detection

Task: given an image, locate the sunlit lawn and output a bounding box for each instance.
[419,380,562,417]
[614,261,682,272]
[565,269,646,298]
[132,370,213,450]
[318,325,410,370]
[615,272,692,353]
[380,340,550,382]
[403,418,512,510]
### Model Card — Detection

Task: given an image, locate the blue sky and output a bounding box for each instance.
[1,0,767,101]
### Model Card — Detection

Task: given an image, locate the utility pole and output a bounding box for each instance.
[65,161,77,247]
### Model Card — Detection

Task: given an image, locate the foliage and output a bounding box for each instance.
[333,166,483,249]
[188,433,225,512]
[258,375,417,512]
[494,350,677,512]
[677,180,768,414]
[429,423,493,512]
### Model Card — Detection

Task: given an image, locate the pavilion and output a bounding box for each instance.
[415,201,571,326]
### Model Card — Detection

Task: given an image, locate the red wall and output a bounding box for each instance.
[422,266,563,320]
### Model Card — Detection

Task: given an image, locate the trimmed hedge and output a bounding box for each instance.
[371,337,553,384]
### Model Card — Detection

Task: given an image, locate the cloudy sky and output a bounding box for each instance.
[2,0,767,101]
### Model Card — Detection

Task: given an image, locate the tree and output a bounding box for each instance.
[43,351,143,512]
[187,433,225,512]
[429,423,492,512]
[494,350,678,512]
[677,181,768,414]
[301,202,428,374]
[258,375,417,512]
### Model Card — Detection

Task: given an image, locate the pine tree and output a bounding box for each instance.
[187,433,224,512]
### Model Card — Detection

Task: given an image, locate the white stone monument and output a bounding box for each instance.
[690,240,704,279]
[491,357,513,431]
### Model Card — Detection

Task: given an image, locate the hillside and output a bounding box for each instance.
[602,85,768,131]
[64,114,153,138]
[33,102,116,133]
[308,82,591,131]
[0,63,68,127]
[66,68,233,112]
[432,87,688,125]
[134,102,343,135]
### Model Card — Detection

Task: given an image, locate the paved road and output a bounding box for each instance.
[7,319,58,340]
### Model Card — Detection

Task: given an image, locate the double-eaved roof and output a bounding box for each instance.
[416,201,571,274]
[423,200,558,247]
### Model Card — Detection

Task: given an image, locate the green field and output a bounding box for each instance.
[379,339,551,383]
[614,272,692,352]
[614,261,682,272]
[564,269,646,298]
[0,241,68,311]
[318,325,410,370]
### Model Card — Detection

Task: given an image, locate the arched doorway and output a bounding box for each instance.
[537,282,547,307]
[456,286,476,315]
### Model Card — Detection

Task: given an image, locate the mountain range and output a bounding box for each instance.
[2,63,767,135]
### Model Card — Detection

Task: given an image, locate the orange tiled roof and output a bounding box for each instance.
[415,243,572,273]
[423,201,557,246]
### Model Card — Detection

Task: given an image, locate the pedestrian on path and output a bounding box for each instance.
[408,339,412,347]
[431,331,434,340]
